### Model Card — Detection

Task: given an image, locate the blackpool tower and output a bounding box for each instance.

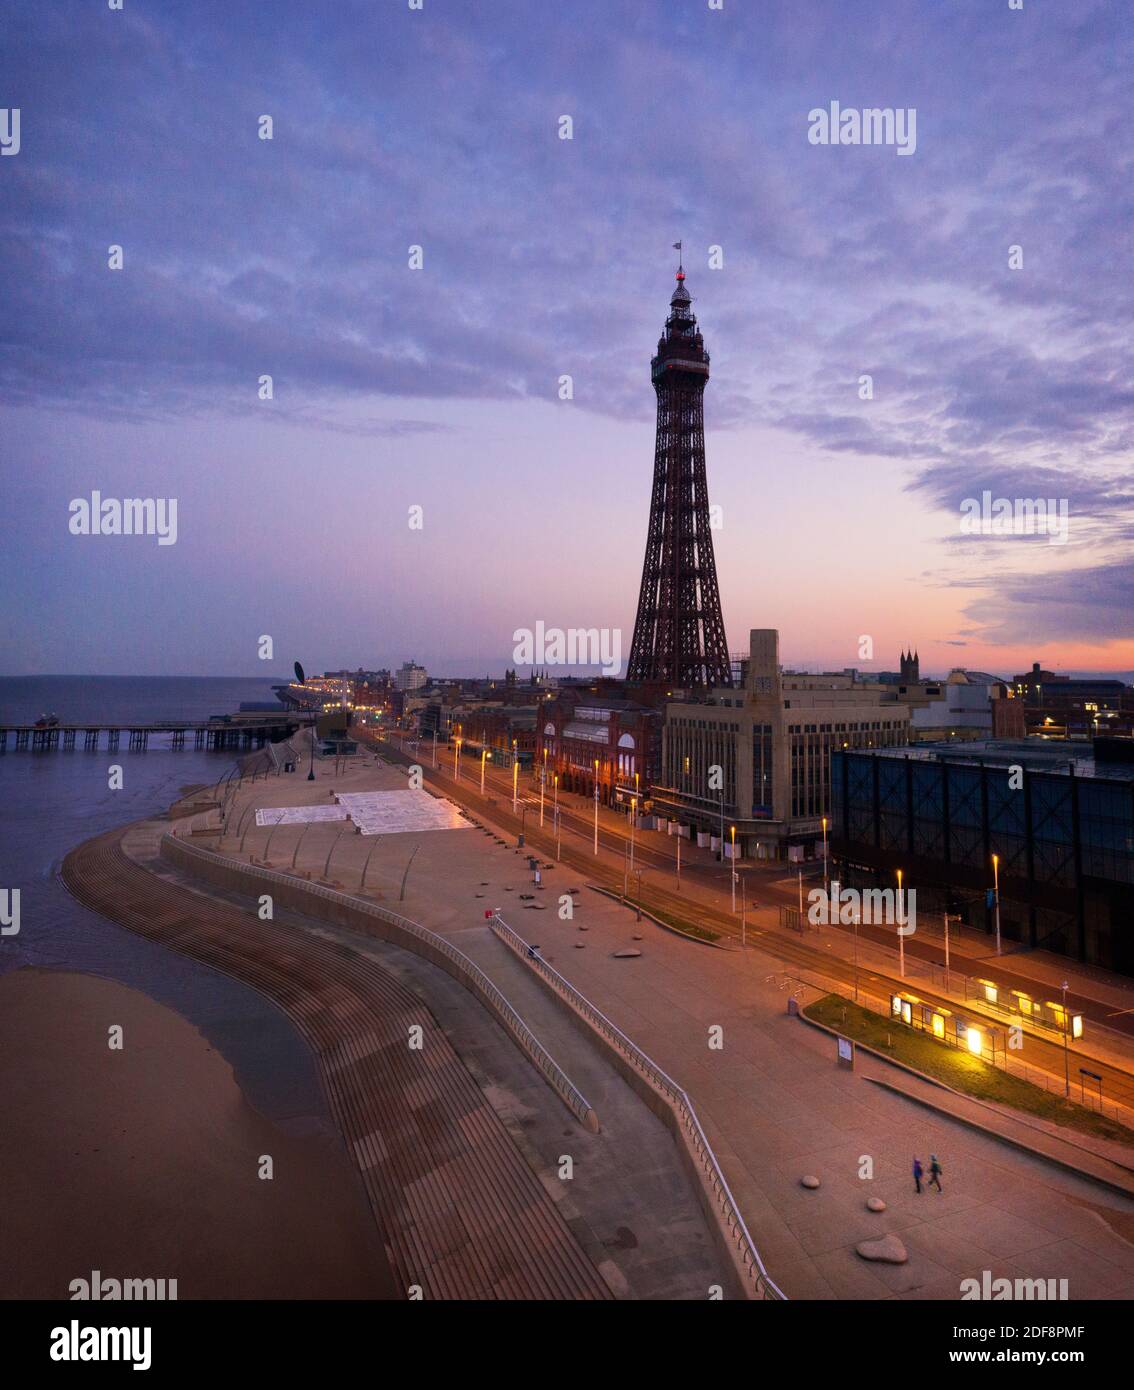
[626,256,732,688]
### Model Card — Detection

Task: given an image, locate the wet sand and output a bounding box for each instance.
[0,967,397,1300]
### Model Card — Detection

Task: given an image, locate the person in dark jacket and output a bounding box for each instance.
[912,1156,924,1194]
[929,1154,943,1192]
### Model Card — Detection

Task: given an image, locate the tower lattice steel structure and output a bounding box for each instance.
[627,261,732,688]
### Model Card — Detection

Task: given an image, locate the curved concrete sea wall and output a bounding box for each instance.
[160,833,599,1134]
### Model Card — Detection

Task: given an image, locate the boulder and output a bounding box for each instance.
[613,948,642,958]
[866,1197,887,1213]
[855,1234,907,1264]
[800,1175,821,1190]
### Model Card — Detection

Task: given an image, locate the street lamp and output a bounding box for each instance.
[480,747,489,795]
[512,740,519,812]
[630,796,637,873]
[1060,980,1071,1096]
[991,852,1002,956]
[593,759,600,855]
[851,910,860,1003]
[821,815,828,895]
[453,736,461,782]
[740,873,747,946]
[540,764,546,827]
[896,868,906,978]
[730,825,737,913]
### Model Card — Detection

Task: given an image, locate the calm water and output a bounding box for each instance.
[0,676,326,1129]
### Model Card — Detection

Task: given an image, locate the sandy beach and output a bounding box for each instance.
[0,967,396,1300]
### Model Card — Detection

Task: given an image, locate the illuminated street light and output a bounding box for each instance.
[821,815,828,895]
[991,853,1002,956]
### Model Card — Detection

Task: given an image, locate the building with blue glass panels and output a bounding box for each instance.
[829,739,1134,975]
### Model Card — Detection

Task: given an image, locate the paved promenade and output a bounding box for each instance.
[208,755,1134,1299]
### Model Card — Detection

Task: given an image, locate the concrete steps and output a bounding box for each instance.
[61,827,610,1301]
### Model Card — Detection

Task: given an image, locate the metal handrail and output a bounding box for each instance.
[160,835,595,1128]
[489,912,786,1301]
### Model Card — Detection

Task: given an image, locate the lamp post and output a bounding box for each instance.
[740,873,747,947]
[992,852,1002,956]
[897,867,906,978]
[453,736,461,782]
[512,741,519,813]
[554,805,562,862]
[480,748,488,795]
[553,773,559,816]
[822,815,829,895]
[539,766,546,827]
[730,826,737,913]
[1061,979,1071,1097]
[943,912,955,992]
[593,759,600,855]
[676,829,681,889]
[630,796,637,873]
[851,910,860,1002]
[718,791,725,861]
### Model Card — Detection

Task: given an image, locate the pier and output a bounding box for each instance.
[0,714,300,754]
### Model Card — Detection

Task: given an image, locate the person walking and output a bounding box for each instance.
[928,1154,943,1192]
[912,1156,923,1194]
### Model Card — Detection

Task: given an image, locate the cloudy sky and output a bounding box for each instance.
[1,0,1131,678]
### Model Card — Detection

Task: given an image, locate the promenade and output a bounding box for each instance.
[382,730,1134,1127]
[193,749,1134,1299]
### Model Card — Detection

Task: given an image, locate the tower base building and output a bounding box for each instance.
[651,629,911,861]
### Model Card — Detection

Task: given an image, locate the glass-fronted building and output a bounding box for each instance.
[830,739,1134,975]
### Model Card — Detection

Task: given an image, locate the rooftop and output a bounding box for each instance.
[849,738,1134,782]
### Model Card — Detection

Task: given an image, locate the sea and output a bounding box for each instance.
[0,676,326,1128]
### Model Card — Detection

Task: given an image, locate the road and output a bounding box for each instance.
[356,724,1134,1117]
